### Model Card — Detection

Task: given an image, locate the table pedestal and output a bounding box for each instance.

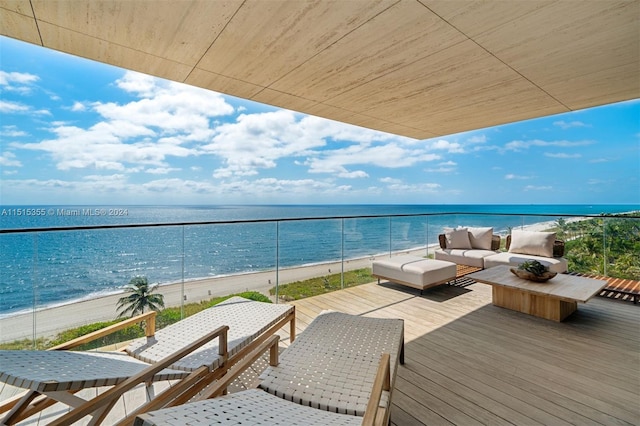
[493,286,577,322]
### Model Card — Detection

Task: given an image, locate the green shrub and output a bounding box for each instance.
[269,268,374,301]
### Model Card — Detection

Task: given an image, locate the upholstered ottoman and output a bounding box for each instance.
[372,255,457,294]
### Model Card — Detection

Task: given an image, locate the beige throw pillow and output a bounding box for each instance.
[508,230,556,257]
[444,227,472,249]
[468,227,493,250]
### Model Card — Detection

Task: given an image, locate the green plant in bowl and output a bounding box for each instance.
[518,260,549,276]
[511,260,557,282]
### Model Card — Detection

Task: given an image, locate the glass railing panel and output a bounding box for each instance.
[2,211,638,351]
[0,225,184,349]
[602,216,640,280]
[0,232,38,347]
[343,216,390,259]
[340,217,388,288]
[181,222,277,305]
[272,218,343,300]
[562,215,639,280]
[389,216,429,255]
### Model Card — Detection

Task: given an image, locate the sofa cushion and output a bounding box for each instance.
[435,249,496,269]
[444,228,472,249]
[467,227,493,250]
[484,252,568,273]
[508,230,556,258]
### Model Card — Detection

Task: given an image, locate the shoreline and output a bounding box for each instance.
[0,218,577,343]
[0,246,433,343]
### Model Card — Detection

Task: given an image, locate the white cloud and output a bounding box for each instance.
[553,120,590,129]
[524,185,552,191]
[0,71,39,85]
[504,139,594,151]
[205,110,418,178]
[0,152,22,167]
[379,177,402,184]
[71,101,86,112]
[382,181,441,193]
[11,71,236,171]
[206,110,322,177]
[1,126,28,137]
[0,71,39,95]
[544,152,581,158]
[429,139,464,153]
[0,100,29,113]
[505,174,533,180]
[589,158,611,163]
[338,170,369,178]
[467,135,487,144]
[145,167,181,174]
[587,179,605,185]
[425,160,457,173]
[306,143,440,176]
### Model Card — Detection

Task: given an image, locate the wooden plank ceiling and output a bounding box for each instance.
[1,0,638,139]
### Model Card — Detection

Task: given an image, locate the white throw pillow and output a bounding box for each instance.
[444,227,472,249]
[509,230,556,257]
[467,227,493,250]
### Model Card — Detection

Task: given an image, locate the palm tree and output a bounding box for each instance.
[116,276,165,318]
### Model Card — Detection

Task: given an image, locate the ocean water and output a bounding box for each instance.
[0,204,636,315]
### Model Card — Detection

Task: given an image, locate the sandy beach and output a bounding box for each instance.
[0,247,433,343]
[0,219,568,343]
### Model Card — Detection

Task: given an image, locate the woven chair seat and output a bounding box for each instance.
[126,296,294,371]
[0,350,187,393]
[135,388,362,425]
[258,311,404,416]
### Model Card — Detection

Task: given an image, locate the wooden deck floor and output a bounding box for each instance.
[288,279,640,426]
[3,278,639,425]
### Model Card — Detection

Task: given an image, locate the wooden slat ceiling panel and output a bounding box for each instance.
[37,22,193,82]
[0,8,40,45]
[186,68,265,100]
[196,0,397,87]
[325,40,566,133]
[428,0,640,110]
[0,0,638,139]
[30,0,242,66]
[2,0,33,16]
[268,0,468,103]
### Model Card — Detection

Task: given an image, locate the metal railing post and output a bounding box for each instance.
[181,226,185,319]
[32,233,38,349]
[275,222,279,304]
[388,217,392,256]
[341,218,345,289]
[603,217,607,277]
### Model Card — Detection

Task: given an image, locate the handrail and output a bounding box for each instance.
[1,210,637,234]
[48,311,156,350]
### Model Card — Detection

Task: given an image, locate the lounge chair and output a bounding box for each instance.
[134,311,404,426]
[125,296,295,372]
[0,296,295,425]
[0,327,227,426]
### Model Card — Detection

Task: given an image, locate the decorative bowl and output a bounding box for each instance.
[510,268,557,282]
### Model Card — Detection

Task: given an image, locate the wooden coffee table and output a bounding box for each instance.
[468,265,607,321]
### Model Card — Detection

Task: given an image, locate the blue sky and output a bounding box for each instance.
[1,36,639,206]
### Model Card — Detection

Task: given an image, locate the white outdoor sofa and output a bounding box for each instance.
[435,228,568,273]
